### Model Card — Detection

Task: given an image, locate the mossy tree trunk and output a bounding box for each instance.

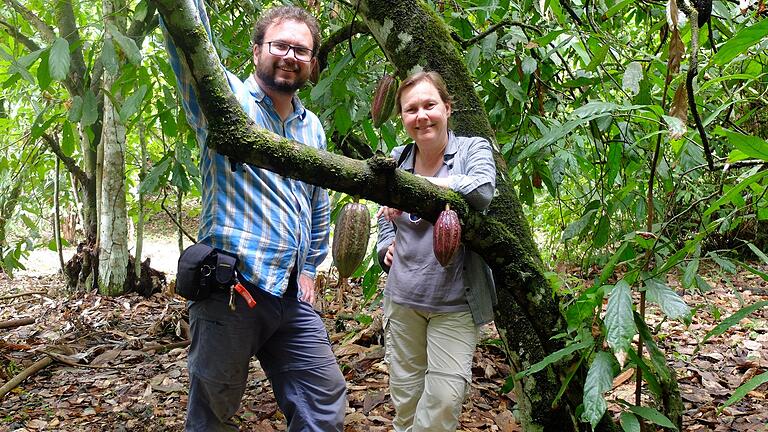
[153,0,627,430]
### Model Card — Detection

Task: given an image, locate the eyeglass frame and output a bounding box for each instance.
[263,41,315,62]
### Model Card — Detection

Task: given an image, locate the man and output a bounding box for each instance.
[161,2,347,431]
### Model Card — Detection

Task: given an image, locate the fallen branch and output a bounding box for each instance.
[0,291,47,301]
[141,340,190,352]
[41,350,132,370]
[0,356,53,399]
[0,317,35,329]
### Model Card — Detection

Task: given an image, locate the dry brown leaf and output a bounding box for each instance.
[668,28,685,76]
[669,82,688,122]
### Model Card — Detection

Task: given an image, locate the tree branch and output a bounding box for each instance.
[55,0,87,97]
[0,19,41,52]
[316,21,370,73]
[3,0,56,43]
[460,19,541,49]
[42,132,89,185]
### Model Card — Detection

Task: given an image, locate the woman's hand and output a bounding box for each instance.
[383,241,395,267]
[376,206,402,222]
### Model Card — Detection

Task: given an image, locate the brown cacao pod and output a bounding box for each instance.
[332,201,371,279]
[371,74,398,128]
[433,204,461,267]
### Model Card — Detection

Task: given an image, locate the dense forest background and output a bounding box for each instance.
[1,0,767,430]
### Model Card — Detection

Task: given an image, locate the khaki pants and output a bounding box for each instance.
[383,296,479,432]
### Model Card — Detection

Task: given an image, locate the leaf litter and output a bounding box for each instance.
[1,260,766,431]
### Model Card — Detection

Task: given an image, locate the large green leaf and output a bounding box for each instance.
[645,278,690,321]
[714,127,768,162]
[719,372,768,412]
[619,412,640,432]
[627,406,677,430]
[107,23,142,65]
[119,85,148,122]
[81,90,99,127]
[605,280,635,352]
[703,170,768,217]
[698,301,768,350]
[711,19,768,66]
[582,351,617,428]
[49,37,71,81]
[514,337,594,380]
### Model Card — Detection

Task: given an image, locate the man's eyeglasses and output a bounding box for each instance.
[264,41,314,62]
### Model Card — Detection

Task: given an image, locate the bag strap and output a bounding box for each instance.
[396,143,414,171]
[214,251,239,285]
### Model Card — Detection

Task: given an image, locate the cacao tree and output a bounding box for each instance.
[155,0,679,429]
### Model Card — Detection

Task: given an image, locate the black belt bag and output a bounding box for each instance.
[176,243,238,301]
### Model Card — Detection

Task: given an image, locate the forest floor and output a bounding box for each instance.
[1,224,767,431]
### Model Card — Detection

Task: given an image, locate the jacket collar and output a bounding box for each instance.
[401,130,457,172]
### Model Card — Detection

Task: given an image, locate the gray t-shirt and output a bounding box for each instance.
[385,165,470,313]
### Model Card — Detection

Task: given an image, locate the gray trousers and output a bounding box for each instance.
[185,279,347,431]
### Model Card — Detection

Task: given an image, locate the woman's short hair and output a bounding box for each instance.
[395,71,453,114]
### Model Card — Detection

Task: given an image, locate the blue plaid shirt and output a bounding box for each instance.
[161,0,330,297]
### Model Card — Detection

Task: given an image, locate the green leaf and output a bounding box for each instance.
[720,372,768,412]
[107,23,142,65]
[334,104,352,134]
[592,212,610,248]
[683,259,699,289]
[81,90,99,127]
[119,85,147,122]
[605,280,635,352]
[61,122,75,157]
[101,38,119,76]
[714,127,768,162]
[582,351,616,428]
[37,51,51,90]
[627,406,677,430]
[606,140,622,186]
[620,412,641,432]
[698,301,768,349]
[522,56,537,75]
[49,37,70,81]
[514,337,594,380]
[645,278,690,320]
[711,19,768,66]
[139,157,172,194]
[585,44,608,72]
[67,95,83,123]
[562,209,596,242]
[481,31,498,60]
[573,102,619,118]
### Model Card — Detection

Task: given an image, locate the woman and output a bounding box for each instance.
[376,71,497,432]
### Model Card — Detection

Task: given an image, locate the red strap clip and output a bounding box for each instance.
[233,282,257,308]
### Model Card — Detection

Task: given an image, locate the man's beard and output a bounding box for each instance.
[256,60,307,94]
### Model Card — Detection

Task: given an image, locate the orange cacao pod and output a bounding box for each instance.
[433,203,461,267]
[332,200,371,279]
[371,74,398,128]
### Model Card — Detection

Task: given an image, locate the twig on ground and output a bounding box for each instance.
[141,340,190,352]
[0,317,36,329]
[0,291,48,301]
[0,357,54,399]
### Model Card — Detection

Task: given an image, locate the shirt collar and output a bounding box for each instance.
[401,130,457,172]
[245,75,307,121]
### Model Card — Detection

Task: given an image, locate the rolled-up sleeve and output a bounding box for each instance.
[448,137,496,211]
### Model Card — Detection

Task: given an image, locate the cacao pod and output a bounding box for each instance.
[433,203,461,267]
[332,200,371,279]
[371,74,398,128]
